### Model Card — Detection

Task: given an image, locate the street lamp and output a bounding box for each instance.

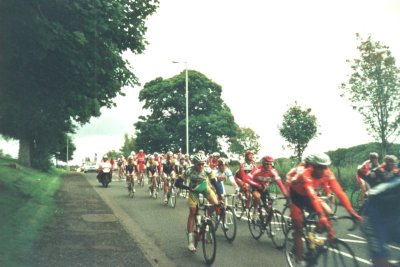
[172,61,189,154]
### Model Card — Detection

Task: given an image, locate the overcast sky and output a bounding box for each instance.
[2,0,400,164]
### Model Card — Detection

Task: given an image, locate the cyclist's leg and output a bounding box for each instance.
[187,194,198,251]
[291,203,305,262]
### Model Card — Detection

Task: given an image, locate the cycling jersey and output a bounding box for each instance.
[183,166,218,208]
[213,168,234,195]
[240,165,286,195]
[288,166,353,220]
[146,162,158,176]
[162,160,176,175]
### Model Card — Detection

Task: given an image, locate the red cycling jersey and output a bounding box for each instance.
[288,165,353,220]
[240,165,287,195]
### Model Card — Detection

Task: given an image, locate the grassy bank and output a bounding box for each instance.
[0,155,63,267]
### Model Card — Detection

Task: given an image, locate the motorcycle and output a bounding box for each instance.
[97,161,112,187]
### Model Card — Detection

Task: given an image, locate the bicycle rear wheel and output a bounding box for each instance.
[320,238,359,267]
[222,206,237,242]
[202,221,216,265]
[269,209,286,249]
[248,205,263,240]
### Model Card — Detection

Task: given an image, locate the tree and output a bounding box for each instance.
[340,34,400,156]
[0,0,159,170]
[228,127,260,159]
[120,133,137,157]
[134,70,237,154]
[279,103,318,162]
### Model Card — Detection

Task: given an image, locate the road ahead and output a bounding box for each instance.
[85,173,399,267]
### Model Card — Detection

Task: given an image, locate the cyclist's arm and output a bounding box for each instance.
[239,168,260,188]
[272,169,287,195]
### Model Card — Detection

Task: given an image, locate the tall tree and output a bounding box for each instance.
[340,34,400,156]
[228,127,260,159]
[135,70,237,154]
[279,103,318,162]
[120,133,137,157]
[0,0,159,170]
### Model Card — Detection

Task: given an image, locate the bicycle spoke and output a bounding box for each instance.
[222,206,237,242]
[270,210,286,249]
[320,239,359,267]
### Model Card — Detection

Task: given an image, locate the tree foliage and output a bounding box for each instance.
[340,34,400,156]
[0,0,159,170]
[228,127,260,158]
[120,133,137,157]
[279,103,318,162]
[134,70,237,154]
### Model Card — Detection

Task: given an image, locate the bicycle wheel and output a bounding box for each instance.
[248,205,263,240]
[169,188,177,208]
[202,220,217,265]
[282,205,291,234]
[233,194,246,220]
[285,228,307,267]
[128,183,134,198]
[350,188,364,212]
[269,209,286,249]
[222,206,237,242]
[319,238,359,267]
[140,173,145,187]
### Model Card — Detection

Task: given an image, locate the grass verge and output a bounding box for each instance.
[0,155,63,267]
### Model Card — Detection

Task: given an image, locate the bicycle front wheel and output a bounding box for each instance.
[169,188,176,208]
[269,209,286,249]
[202,220,217,265]
[320,238,359,267]
[247,205,263,240]
[350,188,364,212]
[285,228,306,267]
[222,206,237,242]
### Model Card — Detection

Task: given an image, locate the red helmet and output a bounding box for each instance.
[261,155,274,163]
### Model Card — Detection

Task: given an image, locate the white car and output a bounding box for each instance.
[82,163,97,173]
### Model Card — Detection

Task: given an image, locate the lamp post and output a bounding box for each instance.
[172,61,189,154]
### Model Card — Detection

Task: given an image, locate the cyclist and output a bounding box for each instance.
[356,152,380,203]
[177,156,189,197]
[161,151,177,203]
[209,152,220,170]
[175,153,221,252]
[213,158,239,199]
[125,156,136,190]
[135,149,146,182]
[146,155,159,196]
[239,155,287,219]
[235,150,256,211]
[371,155,400,186]
[287,153,362,265]
[117,156,125,181]
[361,158,400,267]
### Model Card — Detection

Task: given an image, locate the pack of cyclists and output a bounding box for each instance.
[104,148,399,267]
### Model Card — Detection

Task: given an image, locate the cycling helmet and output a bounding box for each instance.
[180,156,185,161]
[261,155,274,163]
[139,149,144,153]
[166,151,173,156]
[218,158,229,166]
[213,152,220,157]
[103,155,108,160]
[148,155,155,161]
[154,152,159,156]
[304,153,331,166]
[130,151,135,156]
[192,153,207,164]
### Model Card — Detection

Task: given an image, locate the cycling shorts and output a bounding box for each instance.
[188,184,217,209]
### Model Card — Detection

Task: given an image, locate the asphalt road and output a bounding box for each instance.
[86,173,400,267]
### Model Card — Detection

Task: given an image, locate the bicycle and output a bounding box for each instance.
[285,211,359,267]
[126,173,135,198]
[148,174,159,199]
[208,194,237,242]
[350,186,369,213]
[165,177,177,208]
[247,191,286,249]
[232,189,252,220]
[193,197,217,265]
